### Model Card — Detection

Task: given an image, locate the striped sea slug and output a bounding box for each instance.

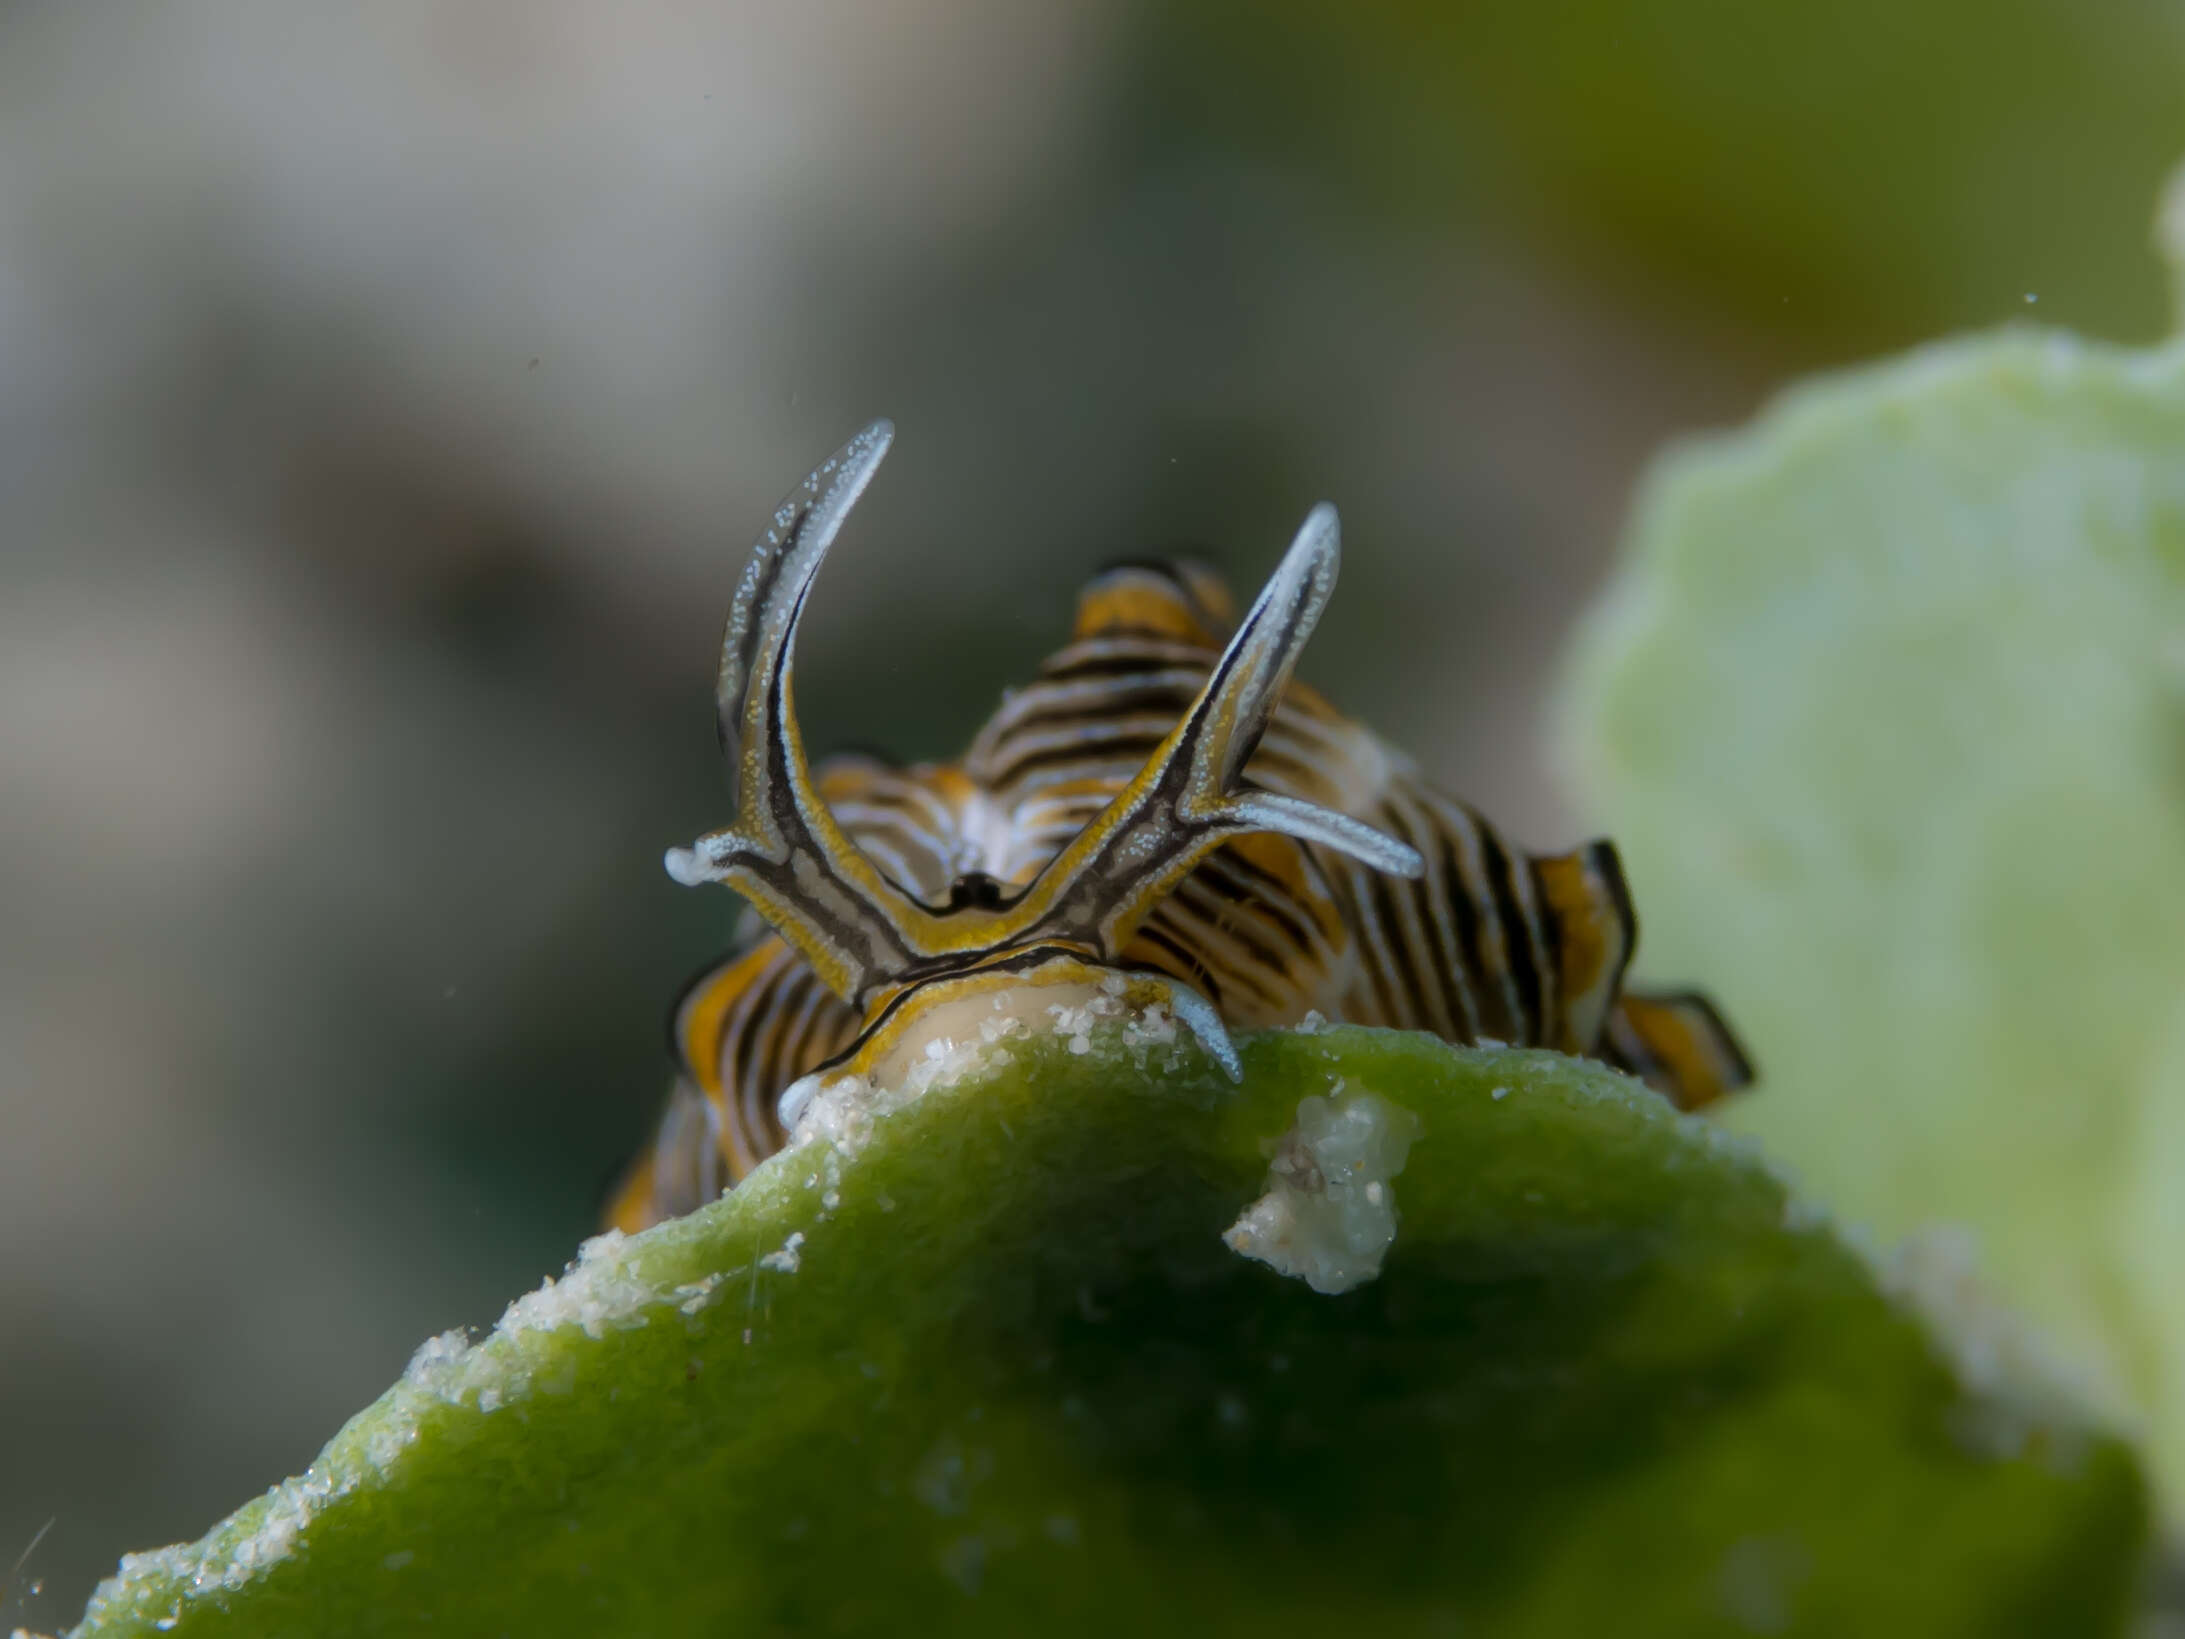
[609,422,1750,1230]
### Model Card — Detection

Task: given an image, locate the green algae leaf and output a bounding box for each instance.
[74,1028,2143,1639]
[1561,330,2185,1516]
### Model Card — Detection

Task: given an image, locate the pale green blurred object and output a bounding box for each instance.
[66,1029,2145,1637]
[1562,323,2185,1511]
[2164,161,2185,327]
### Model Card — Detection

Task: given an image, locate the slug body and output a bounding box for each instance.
[607,423,1749,1231]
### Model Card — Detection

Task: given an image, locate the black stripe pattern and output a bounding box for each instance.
[609,549,1752,1234]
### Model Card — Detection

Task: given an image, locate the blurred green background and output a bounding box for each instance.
[4,0,2183,1625]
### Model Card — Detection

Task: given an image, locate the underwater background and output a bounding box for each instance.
[5,0,2184,1623]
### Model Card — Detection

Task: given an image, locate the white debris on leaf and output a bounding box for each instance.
[399,1231,731,1414]
[779,980,1192,1184]
[760,1231,805,1274]
[678,1272,727,1315]
[78,978,1216,1631]
[780,1068,917,1222]
[1875,1224,2114,1460]
[80,1225,747,1626]
[776,980,1180,1232]
[1224,1087,1423,1295]
[95,1452,352,1619]
[784,1019,1004,1163]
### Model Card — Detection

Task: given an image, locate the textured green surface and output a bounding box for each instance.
[73,1026,2143,1637]
[1563,330,2185,1513]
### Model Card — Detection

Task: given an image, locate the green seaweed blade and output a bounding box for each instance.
[72,1028,2145,1637]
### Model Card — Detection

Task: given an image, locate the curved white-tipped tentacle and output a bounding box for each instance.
[664,420,941,998]
[962,503,1425,960]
